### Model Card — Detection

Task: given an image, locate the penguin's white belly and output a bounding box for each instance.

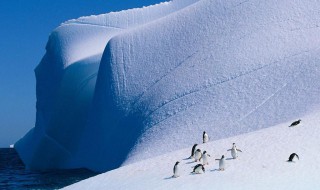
[203,135,209,143]
[173,166,179,177]
[194,152,201,161]
[219,160,225,169]
[202,155,209,165]
[231,149,237,159]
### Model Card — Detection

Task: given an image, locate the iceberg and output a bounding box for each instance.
[16,0,320,172]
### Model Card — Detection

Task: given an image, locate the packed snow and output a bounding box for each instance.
[16,0,320,174]
[63,110,320,190]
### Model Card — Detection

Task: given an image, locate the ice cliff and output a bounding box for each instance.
[16,0,320,172]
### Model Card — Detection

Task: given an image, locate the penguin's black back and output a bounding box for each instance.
[290,120,301,127]
[191,144,197,156]
[193,164,202,172]
[288,153,299,161]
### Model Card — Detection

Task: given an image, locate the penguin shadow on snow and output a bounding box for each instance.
[189,172,203,175]
[163,176,175,180]
[286,160,298,163]
[210,169,220,172]
[185,161,196,164]
[226,158,234,160]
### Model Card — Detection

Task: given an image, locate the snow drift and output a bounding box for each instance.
[16,0,320,172]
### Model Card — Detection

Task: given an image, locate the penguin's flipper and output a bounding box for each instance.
[215,159,220,161]
[227,149,231,151]
[237,149,242,152]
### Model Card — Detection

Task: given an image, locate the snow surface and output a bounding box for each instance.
[64,110,320,190]
[16,0,320,173]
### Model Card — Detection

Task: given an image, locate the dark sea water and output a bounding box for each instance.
[0,148,99,190]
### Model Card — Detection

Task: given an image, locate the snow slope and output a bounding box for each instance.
[64,110,320,190]
[16,0,320,172]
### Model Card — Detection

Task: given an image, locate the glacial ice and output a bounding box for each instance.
[16,0,320,172]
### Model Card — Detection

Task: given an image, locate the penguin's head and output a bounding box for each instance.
[194,143,198,147]
[203,151,207,154]
[202,165,205,172]
[176,161,180,165]
[196,149,201,152]
[203,131,206,134]
[222,155,225,159]
[298,119,301,122]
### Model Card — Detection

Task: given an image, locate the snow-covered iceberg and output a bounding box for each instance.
[16,0,320,172]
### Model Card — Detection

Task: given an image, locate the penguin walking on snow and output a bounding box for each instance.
[203,131,209,143]
[215,155,225,171]
[201,151,210,165]
[289,119,301,127]
[194,149,202,162]
[172,161,180,178]
[227,143,242,159]
[189,144,198,159]
[288,153,299,162]
[192,164,205,174]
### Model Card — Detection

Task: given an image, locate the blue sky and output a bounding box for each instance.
[0,0,165,147]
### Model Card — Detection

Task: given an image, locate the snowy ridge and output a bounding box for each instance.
[16,0,320,172]
[62,0,199,30]
[64,110,320,190]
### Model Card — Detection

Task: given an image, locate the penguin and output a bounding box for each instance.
[288,153,299,162]
[227,143,242,159]
[201,151,210,165]
[194,149,202,162]
[189,144,198,159]
[173,161,180,178]
[289,119,301,127]
[192,164,205,174]
[203,131,209,143]
[215,155,225,171]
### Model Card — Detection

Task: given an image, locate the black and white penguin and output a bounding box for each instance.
[189,144,198,159]
[173,161,180,178]
[215,155,225,171]
[203,131,209,143]
[201,151,210,165]
[193,164,205,174]
[289,119,301,127]
[227,143,242,159]
[288,153,299,162]
[194,149,202,162]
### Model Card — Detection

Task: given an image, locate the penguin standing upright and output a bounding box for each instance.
[194,149,202,162]
[189,144,198,159]
[173,161,180,178]
[203,131,209,143]
[215,155,225,171]
[288,153,299,162]
[201,151,210,165]
[192,164,205,174]
[227,143,242,159]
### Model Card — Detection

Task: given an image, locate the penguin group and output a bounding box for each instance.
[172,131,243,177]
[172,119,301,178]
